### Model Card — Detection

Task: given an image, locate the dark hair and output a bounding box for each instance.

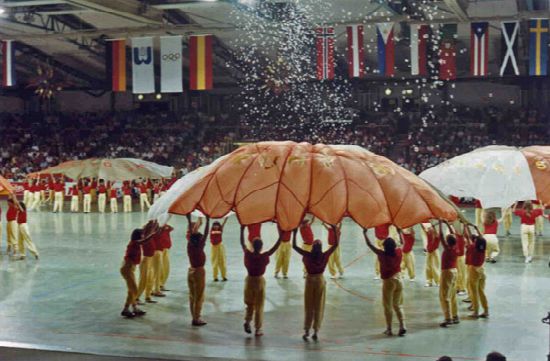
[19,202,26,211]
[252,238,263,253]
[475,235,487,252]
[446,234,457,247]
[486,352,506,361]
[312,240,322,258]
[131,229,142,242]
[437,357,453,361]
[384,238,397,256]
[190,232,203,246]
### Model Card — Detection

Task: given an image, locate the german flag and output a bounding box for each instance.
[189,35,213,90]
[106,39,126,92]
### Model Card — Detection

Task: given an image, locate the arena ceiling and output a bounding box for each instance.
[0,0,544,91]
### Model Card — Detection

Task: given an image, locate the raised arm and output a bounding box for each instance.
[396,227,404,245]
[240,225,247,251]
[292,228,307,256]
[321,222,331,231]
[186,214,192,233]
[221,217,229,230]
[363,228,383,256]
[203,217,210,238]
[266,233,282,256]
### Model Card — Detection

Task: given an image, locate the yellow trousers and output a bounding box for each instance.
[211,243,227,280]
[468,266,488,315]
[137,256,154,300]
[139,193,151,212]
[152,251,163,294]
[425,250,440,285]
[120,262,137,307]
[244,275,265,330]
[188,267,205,321]
[53,191,64,212]
[6,221,18,254]
[30,192,41,211]
[484,234,500,259]
[439,269,458,320]
[304,274,326,332]
[328,246,344,277]
[70,195,79,212]
[18,223,39,257]
[475,208,483,229]
[456,255,466,291]
[521,224,535,257]
[110,198,118,213]
[123,195,132,213]
[275,242,291,276]
[401,252,415,280]
[382,276,405,330]
[501,208,512,233]
[83,194,92,213]
[98,193,106,213]
[160,249,170,287]
[374,238,384,276]
[535,204,544,234]
[23,190,30,206]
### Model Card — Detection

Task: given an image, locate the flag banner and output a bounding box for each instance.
[189,35,213,90]
[106,39,126,92]
[377,23,395,76]
[1,40,16,87]
[500,21,520,76]
[438,24,457,81]
[316,27,335,80]
[529,19,548,76]
[346,25,364,78]
[410,24,429,76]
[160,36,183,93]
[131,37,155,93]
[470,22,489,76]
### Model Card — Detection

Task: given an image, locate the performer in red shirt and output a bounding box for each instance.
[293,225,338,341]
[29,180,42,211]
[482,210,500,263]
[324,222,343,279]
[16,202,39,260]
[138,180,151,212]
[421,223,440,287]
[109,186,118,213]
[439,221,459,327]
[151,230,166,298]
[159,223,174,291]
[122,183,132,213]
[210,218,228,282]
[186,214,210,326]
[97,179,107,213]
[274,227,292,279]
[513,201,543,263]
[363,228,406,337]
[52,178,65,213]
[474,199,483,229]
[373,223,390,279]
[452,223,467,295]
[152,181,161,204]
[82,182,92,213]
[465,225,489,319]
[6,196,19,255]
[400,227,416,281]
[240,224,281,337]
[69,184,79,212]
[136,222,158,304]
[532,199,545,236]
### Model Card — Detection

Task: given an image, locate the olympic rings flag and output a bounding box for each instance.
[160,36,183,93]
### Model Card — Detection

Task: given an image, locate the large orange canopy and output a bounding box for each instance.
[521,146,550,204]
[149,141,458,230]
[0,175,15,195]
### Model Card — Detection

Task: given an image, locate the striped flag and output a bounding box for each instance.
[316,27,335,80]
[1,40,16,87]
[189,35,213,90]
[500,21,520,76]
[376,23,395,76]
[106,39,126,92]
[439,24,457,81]
[470,22,489,76]
[529,19,549,76]
[346,25,365,78]
[410,24,429,76]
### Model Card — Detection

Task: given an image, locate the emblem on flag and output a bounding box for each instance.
[500,21,520,76]
[410,24,429,76]
[376,23,395,76]
[470,22,489,76]
[346,25,365,78]
[438,24,457,81]
[529,19,549,76]
[316,27,335,80]
[1,40,16,87]
[131,37,155,94]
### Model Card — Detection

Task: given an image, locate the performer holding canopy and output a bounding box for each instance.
[293,225,339,341]
[512,201,543,263]
[186,214,210,326]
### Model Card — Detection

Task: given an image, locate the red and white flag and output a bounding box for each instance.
[410,24,429,76]
[346,25,365,78]
[470,22,489,76]
[316,27,335,80]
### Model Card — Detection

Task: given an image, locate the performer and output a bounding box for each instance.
[69,184,79,212]
[186,214,209,326]
[299,217,315,276]
[120,222,157,318]
[324,222,344,279]
[136,222,158,304]
[159,223,173,291]
[422,223,440,287]
[293,226,338,341]
[439,221,459,327]
[82,181,92,213]
[363,229,406,337]
[274,227,292,279]
[29,180,42,211]
[152,181,161,204]
[373,223,390,280]
[465,225,489,319]
[6,196,19,256]
[513,201,542,263]
[240,225,281,337]
[22,179,32,206]
[138,180,151,212]
[210,218,228,282]
[500,207,512,236]
[97,180,107,213]
[16,202,39,260]
[52,178,65,213]
[533,200,544,236]
[109,186,118,213]
[151,230,166,298]
[482,210,500,263]
[122,183,132,213]
[474,199,483,229]
[400,227,416,281]
[453,222,467,296]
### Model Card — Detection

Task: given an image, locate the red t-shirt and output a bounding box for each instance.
[247,223,262,242]
[514,209,543,225]
[244,251,270,277]
[153,234,163,251]
[467,244,485,267]
[455,234,465,257]
[449,196,461,206]
[300,224,314,245]
[474,199,482,209]
[6,205,18,222]
[280,230,292,243]
[83,186,92,194]
[401,233,415,253]
[138,184,148,193]
[70,186,78,196]
[125,241,142,265]
[484,221,498,235]
[123,187,132,196]
[210,230,223,245]
[187,237,206,268]
[375,224,390,240]
[17,210,27,224]
[98,185,106,194]
[327,228,340,246]
[110,189,117,198]
[302,252,331,275]
[141,238,156,257]
[53,183,64,192]
[160,228,172,249]
[426,231,440,252]
[378,248,403,279]
[441,247,458,270]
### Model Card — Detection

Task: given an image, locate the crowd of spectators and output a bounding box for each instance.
[0,106,548,181]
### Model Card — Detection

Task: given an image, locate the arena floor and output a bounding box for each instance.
[0,204,548,361]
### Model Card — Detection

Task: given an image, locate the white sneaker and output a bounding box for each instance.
[528,256,533,263]
[373,276,380,280]
[525,257,530,264]
[424,282,432,287]
[409,278,416,282]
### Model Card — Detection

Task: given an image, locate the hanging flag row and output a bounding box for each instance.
[106,35,214,93]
